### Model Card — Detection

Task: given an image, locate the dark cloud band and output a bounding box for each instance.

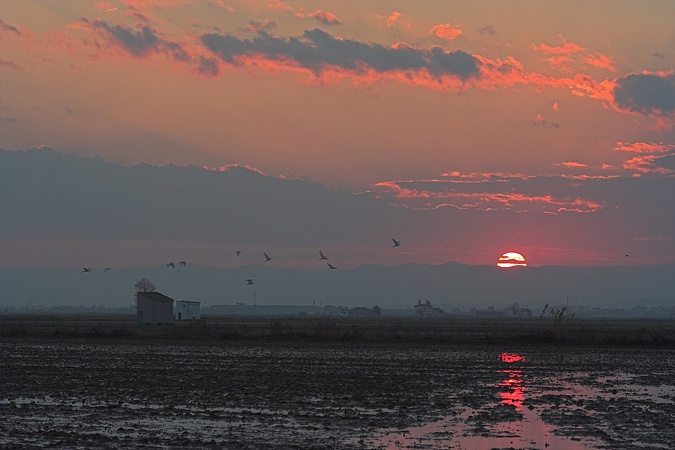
[613,73,675,117]
[201,28,480,80]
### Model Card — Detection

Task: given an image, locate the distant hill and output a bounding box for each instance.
[1,262,673,312]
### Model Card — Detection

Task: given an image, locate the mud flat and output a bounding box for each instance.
[1,316,674,449]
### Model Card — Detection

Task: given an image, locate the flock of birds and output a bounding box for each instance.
[81,238,404,285]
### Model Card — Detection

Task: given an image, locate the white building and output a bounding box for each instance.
[136,291,175,324]
[175,300,201,320]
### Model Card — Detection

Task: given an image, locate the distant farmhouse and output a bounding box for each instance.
[348,305,381,317]
[504,303,532,318]
[414,300,446,317]
[473,306,502,318]
[473,303,533,318]
[175,300,201,321]
[136,291,174,325]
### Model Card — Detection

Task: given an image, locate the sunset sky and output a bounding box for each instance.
[1,0,674,269]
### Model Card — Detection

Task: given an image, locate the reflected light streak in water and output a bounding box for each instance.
[499,352,525,410]
[370,351,601,450]
[499,369,524,410]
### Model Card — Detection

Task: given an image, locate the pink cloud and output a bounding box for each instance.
[126,10,152,22]
[372,179,604,213]
[210,0,235,12]
[310,10,341,25]
[0,19,23,36]
[386,12,401,27]
[614,142,675,153]
[121,0,189,9]
[561,161,587,168]
[429,23,463,41]
[584,52,617,72]
[264,0,294,12]
[623,155,673,173]
[532,113,560,128]
[534,42,583,56]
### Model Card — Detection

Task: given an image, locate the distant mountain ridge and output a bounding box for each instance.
[1,262,673,311]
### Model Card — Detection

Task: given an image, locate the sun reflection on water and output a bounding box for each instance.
[498,352,525,410]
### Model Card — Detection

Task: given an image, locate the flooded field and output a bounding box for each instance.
[1,318,674,449]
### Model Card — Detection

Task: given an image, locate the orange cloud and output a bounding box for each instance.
[623,155,673,174]
[121,0,189,9]
[264,0,294,12]
[210,0,235,12]
[429,23,463,41]
[206,163,267,176]
[372,180,604,213]
[310,10,341,25]
[614,142,675,153]
[584,52,617,72]
[534,41,581,71]
[534,42,584,55]
[386,12,401,27]
[561,161,587,168]
[532,113,560,128]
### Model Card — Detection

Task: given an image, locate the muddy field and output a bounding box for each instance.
[1,317,674,449]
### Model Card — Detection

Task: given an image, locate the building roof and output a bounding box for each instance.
[137,291,175,302]
[176,300,201,304]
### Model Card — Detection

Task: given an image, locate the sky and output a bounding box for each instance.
[1,0,674,270]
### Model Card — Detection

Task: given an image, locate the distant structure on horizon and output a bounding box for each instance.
[175,300,201,321]
[414,300,446,318]
[473,303,533,318]
[136,291,174,325]
[347,305,382,317]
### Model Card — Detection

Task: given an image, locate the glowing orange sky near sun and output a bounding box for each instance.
[497,252,528,268]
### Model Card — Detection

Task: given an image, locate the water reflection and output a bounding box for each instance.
[498,352,525,410]
[369,351,602,449]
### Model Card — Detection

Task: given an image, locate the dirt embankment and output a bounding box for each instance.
[1,315,674,346]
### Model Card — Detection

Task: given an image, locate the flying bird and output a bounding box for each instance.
[104,268,112,272]
[264,253,272,262]
[392,238,401,248]
[234,251,242,256]
[166,262,175,268]
[327,263,337,270]
[246,279,254,285]
[82,267,91,273]
[178,261,186,266]
[625,254,629,258]
[319,250,328,261]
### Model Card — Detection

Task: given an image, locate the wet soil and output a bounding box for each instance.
[1,318,674,449]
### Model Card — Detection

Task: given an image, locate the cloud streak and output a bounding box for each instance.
[200,28,481,80]
[372,177,604,214]
[80,18,190,61]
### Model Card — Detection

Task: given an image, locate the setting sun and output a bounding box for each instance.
[497,252,528,268]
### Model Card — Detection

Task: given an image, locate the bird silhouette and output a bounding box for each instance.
[166,262,175,268]
[246,279,254,285]
[82,268,91,273]
[625,254,629,258]
[234,251,242,256]
[104,268,112,272]
[327,263,337,270]
[264,253,272,262]
[178,261,186,266]
[319,250,328,261]
[392,238,401,247]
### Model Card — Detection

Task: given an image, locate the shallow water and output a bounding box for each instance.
[1,339,674,449]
